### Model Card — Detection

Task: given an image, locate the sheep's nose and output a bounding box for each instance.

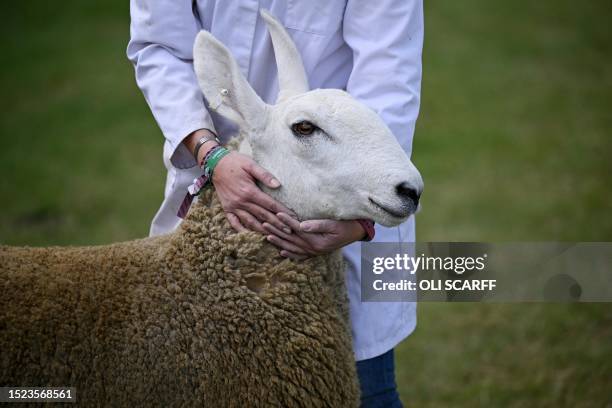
[395,182,421,207]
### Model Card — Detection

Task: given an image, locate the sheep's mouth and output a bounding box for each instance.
[368,197,409,219]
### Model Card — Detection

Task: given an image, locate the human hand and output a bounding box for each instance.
[212,151,295,234]
[262,215,367,260]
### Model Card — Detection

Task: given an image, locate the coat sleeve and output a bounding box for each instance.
[127,0,215,169]
[342,0,424,158]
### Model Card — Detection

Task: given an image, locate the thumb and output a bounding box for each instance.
[300,219,337,234]
[246,162,281,189]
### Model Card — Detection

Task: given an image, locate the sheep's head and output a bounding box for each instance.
[193,10,423,227]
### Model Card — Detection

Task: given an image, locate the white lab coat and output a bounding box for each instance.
[127,0,423,361]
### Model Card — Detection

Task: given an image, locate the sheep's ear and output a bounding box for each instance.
[260,10,309,103]
[193,31,267,129]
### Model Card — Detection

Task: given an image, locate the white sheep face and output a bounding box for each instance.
[194,10,423,227]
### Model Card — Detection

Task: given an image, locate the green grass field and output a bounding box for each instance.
[1,1,610,406]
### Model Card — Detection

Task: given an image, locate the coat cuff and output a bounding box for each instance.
[168,120,218,170]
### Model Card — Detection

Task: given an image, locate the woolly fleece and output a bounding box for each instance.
[0,190,360,407]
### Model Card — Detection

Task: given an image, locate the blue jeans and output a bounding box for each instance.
[356,349,402,408]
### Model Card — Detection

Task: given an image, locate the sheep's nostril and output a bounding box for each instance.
[395,182,420,207]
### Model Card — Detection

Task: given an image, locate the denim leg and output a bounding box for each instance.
[356,348,402,408]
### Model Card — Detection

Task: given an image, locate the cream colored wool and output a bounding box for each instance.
[0,189,359,407]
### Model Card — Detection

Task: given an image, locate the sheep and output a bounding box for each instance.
[0,10,423,407]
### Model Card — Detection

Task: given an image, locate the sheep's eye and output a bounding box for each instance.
[291,121,317,136]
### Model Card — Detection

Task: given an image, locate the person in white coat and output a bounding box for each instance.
[128,1,423,406]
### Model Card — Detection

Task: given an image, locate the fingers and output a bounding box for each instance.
[251,189,296,218]
[243,203,291,234]
[226,212,247,232]
[262,221,313,260]
[262,222,293,240]
[262,222,309,247]
[214,155,296,234]
[277,213,302,231]
[223,184,293,233]
[266,235,309,255]
[245,162,281,189]
[234,209,266,234]
[300,219,338,234]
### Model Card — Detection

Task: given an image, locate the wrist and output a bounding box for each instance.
[202,146,232,190]
[183,129,219,163]
[197,140,220,164]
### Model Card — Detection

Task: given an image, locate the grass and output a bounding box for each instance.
[414,1,612,241]
[0,2,163,246]
[1,1,610,406]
